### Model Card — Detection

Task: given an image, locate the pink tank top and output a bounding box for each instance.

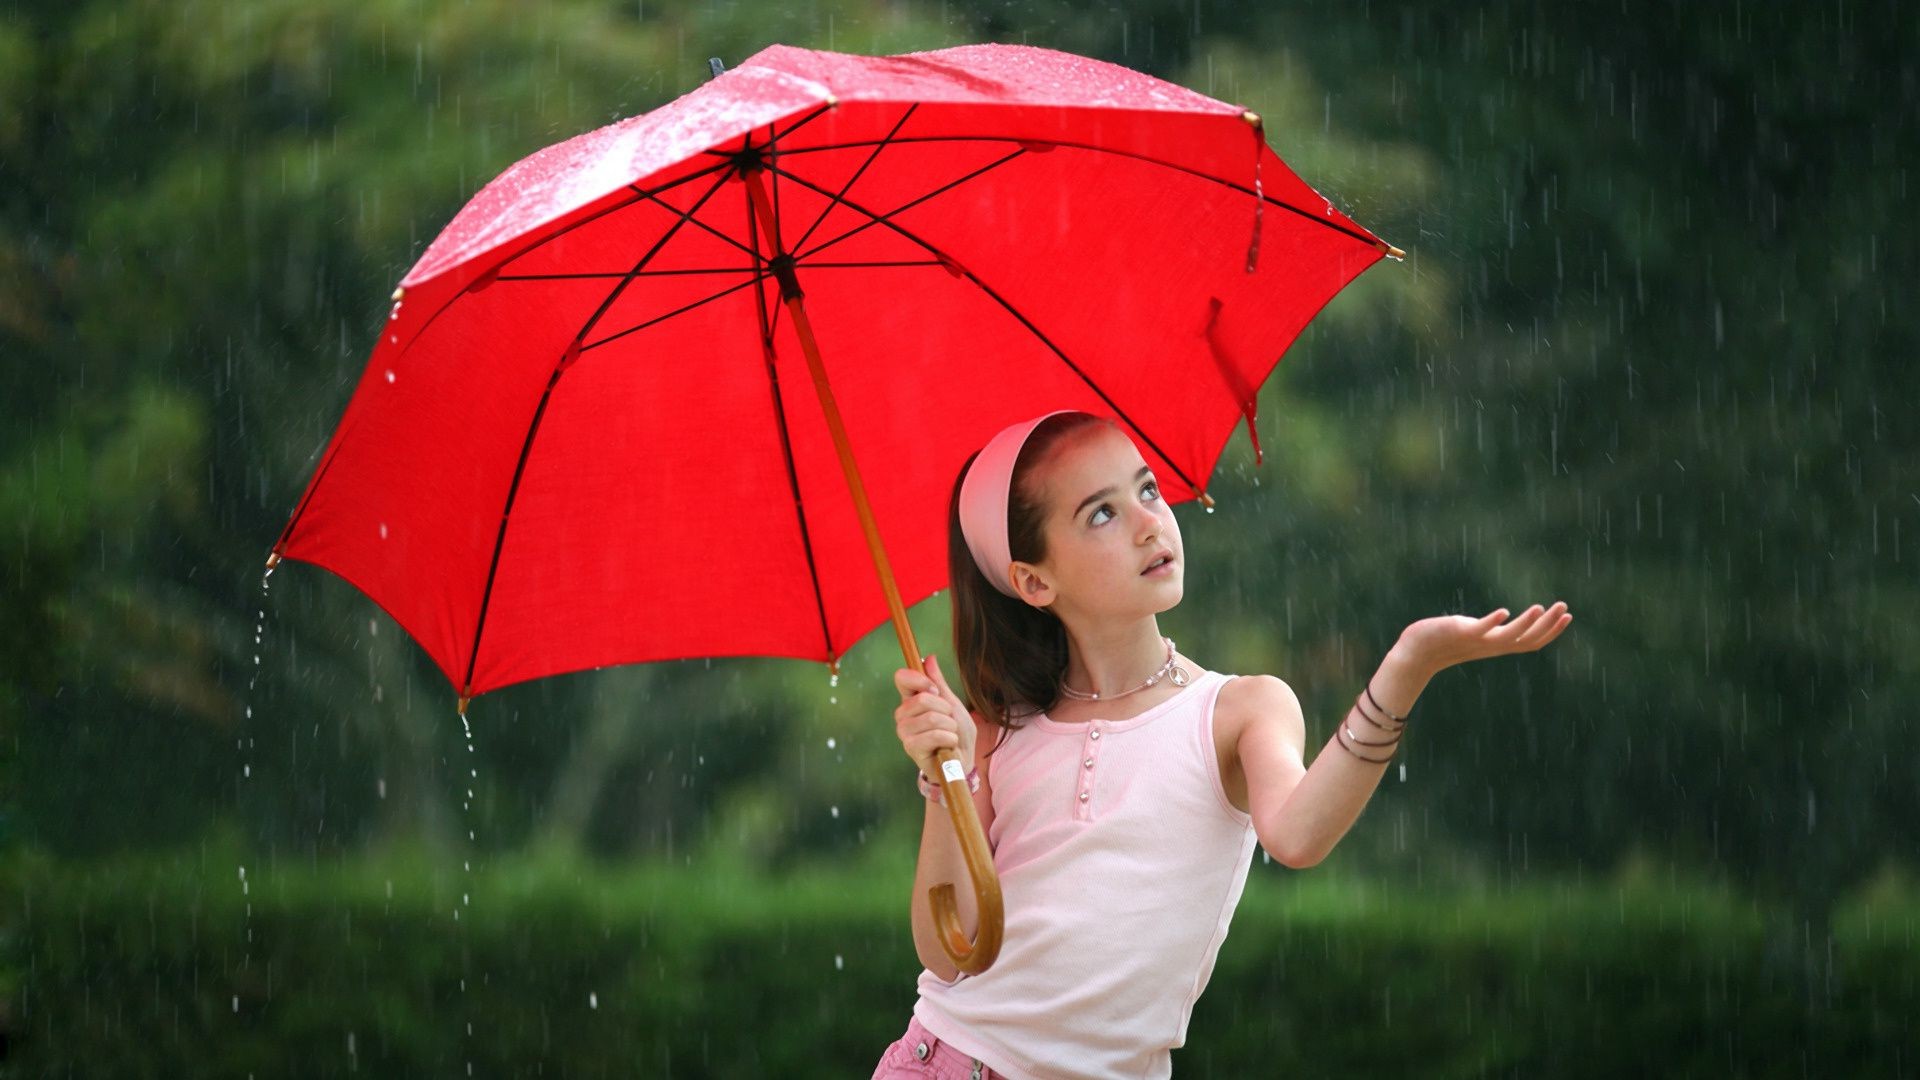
[914,667,1259,1080]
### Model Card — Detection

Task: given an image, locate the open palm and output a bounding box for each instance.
[1399,602,1572,673]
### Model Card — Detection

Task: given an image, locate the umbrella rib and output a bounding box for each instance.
[775,134,1384,252]
[580,271,770,352]
[790,147,1028,265]
[762,158,1208,500]
[273,162,739,560]
[800,260,944,269]
[482,157,738,279]
[460,166,737,698]
[628,183,760,262]
[497,268,757,281]
[742,166,838,671]
[790,102,920,256]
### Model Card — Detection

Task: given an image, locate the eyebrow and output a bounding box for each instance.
[1073,465,1154,519]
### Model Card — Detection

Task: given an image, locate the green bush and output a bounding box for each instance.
[3,844,1914,1078]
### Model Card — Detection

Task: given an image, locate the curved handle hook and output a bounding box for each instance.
[925,747,1005,974]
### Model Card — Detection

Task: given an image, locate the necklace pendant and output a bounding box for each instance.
[1169,664,1190,686]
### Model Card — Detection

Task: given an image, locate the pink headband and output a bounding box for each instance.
[959,409,1078,598]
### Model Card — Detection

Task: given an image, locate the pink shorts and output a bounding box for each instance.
[870,1013,1013,1079]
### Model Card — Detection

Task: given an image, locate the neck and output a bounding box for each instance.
[1058,615,1170,696]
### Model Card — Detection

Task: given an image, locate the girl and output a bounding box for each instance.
[871,409,1571,1079]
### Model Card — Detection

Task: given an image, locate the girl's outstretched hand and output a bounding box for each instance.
[892,653,978,780]
[1396,602,1572,674]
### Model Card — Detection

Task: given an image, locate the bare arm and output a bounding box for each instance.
[1250,646,1433,868]
[1243,603,1572,867]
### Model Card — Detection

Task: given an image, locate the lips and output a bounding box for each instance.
[1140,550,1175,574]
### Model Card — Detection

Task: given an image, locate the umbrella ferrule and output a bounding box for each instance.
[768,253,804,300]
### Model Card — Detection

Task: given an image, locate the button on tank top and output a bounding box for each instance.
[914,668,1258,1080]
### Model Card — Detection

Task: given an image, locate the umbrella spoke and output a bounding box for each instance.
[485,157,737,278]
[796,260,944,269]
[790,146,1028,265]
[627,183,760,262]
[579,271,771,353]
[763,158,1207,502]
[496,267,757,282]
[776,133,1385,252]
[790,103,920,256]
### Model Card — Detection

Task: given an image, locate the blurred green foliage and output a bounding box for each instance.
[4,842,1915,1076]
[2,0,1917,1070]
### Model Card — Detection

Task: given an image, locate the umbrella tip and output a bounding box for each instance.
[1382,242,1406,261]
[1197,490,1216,510]
[265,551,281,570]
[707,57,726,80]
[1241,110,1261,127]
[458,695,471,718]
[391,285,405,301]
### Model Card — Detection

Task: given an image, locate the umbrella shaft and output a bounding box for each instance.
[739,165,922,673]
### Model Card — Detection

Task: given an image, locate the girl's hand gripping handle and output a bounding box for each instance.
[893,653,977,781]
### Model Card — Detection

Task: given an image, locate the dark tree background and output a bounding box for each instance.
[2,0,1914,1071]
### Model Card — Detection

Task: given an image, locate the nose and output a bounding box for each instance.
[1131,496,1164,537]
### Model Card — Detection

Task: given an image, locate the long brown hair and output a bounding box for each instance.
[946,410,1118,759]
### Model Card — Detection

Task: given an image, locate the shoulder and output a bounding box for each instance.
[1215,673,1305,749]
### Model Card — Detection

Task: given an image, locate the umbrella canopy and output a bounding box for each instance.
[270,40,1394,706]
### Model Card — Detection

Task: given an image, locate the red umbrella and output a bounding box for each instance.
[267,41,1397,974]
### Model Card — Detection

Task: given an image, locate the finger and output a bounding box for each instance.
[1514,603,1567,647]
[1495,604,1547,637]
[923,654,957,699]
[913,730,960,756]
[1520,599,1566,641]
[901,692,948,720]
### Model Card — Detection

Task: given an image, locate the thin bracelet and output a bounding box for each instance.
[1348,698,1404,742]
[1353,692,1407,734]
[1334,726,1395,763]
[1364,682,1408,723]
[1340,703,1403,754]
[1342,715,1402,747]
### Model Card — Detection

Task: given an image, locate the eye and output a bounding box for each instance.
[1088,480,1160,525]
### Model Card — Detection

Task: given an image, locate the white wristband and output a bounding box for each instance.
[917,762,980,804]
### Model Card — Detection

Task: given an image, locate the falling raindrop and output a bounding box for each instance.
[826,737,836,749]
[237,567,271,1016]
[590,992,599,1009]
[456,707,480,1077]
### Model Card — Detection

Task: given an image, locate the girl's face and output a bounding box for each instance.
[1010,425,1184,617]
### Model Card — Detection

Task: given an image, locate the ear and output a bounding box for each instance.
[1009,560,1055,609]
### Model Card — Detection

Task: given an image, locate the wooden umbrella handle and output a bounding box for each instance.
[925,746,1007,973]
[737,158,1005,974]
